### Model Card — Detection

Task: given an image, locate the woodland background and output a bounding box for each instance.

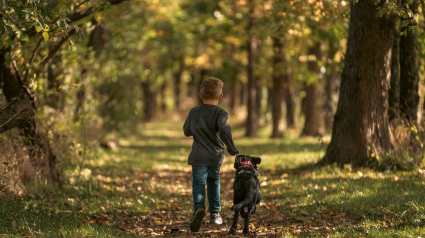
[1,0,425,237]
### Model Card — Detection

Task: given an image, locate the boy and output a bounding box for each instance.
[183,77,239,232]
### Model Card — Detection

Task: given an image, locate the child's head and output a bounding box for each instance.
[200,77,223,101]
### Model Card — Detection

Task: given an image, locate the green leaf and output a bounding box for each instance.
[35,26,42,32]
[57,19,63,27]
[74,25,85,40]
[42,32,49,42]
[68,38,74,49]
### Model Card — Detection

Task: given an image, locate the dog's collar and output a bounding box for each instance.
[240,161,254,169]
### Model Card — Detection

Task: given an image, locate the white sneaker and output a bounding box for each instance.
[210,212,223,224]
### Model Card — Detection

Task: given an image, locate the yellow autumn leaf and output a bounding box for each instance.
[101,220,110,225]
[156,220,165,225]
[42,32,49,42]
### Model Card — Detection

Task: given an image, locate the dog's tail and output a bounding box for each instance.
[231,183,257,212]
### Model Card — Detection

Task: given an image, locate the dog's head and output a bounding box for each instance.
[234,155,261,170]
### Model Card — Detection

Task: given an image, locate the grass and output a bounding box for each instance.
[1,120,425,237]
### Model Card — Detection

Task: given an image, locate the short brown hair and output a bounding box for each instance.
[200,77,223,100]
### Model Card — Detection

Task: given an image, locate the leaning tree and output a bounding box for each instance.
[318,0,395,166]
[0,0,127,183]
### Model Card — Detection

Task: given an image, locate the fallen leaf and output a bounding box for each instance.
[156,220,165,225]
[101,220,110,225]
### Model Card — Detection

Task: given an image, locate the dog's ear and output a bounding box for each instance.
[234,155,243,169]
[251,157,261,164]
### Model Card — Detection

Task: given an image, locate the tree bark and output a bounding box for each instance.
[141,80,157,122]
[271,35,285,138]
[324,65,337,130]
[399,0,419,122]
[284,82,296,129]
[245,0,257,137]
[229,44,240,113]
[389,19,400,121]
[0,50,60,182]
[0,98,34,134]
[46,53,64,110]
[159,81,167,112]
[301,42,322,136]
[318,0,394,167]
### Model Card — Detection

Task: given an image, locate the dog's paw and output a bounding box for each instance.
[229,228,237,235]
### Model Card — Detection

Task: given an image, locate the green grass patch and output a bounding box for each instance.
[1,121,425,237]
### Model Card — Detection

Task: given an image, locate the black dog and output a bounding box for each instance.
[229,155,261,236]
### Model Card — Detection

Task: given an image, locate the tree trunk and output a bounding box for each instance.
[245,0,257,137]
[399,0,419,122]
[229,44,240,113]
[389,20,400,121]
[271,35,285,138]
[141,80,157,122]
[89,18,107,56]
[174,55,185,110]
[0,98,34,134]
[318,0,394,167]
[255,78,262,124]
[0,50,60,182]
[229,78,240,112]
[284,83,296,129]
[301,42,322,136]
[324,65,337,130]
[0,50,22,102]
[199,69,209,105]
[74,18,106,122]
[240,81,247,107]
[46,54,64,110]
[73,76,86,122]
[160,81,167,112]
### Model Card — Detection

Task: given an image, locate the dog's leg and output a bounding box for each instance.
[243,207,252,236]
[229,210,239,235]
[240,207,247,219]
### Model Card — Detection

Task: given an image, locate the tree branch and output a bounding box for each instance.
[40,28,77,65]
[23,36,44,84]
[0,98,34,134]
[11,61,37,108]
[67,0,128,22]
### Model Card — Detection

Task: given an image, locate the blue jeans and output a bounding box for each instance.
[192,166,221,212]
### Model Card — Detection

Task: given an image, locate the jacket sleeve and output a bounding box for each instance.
[183,112,192,137]
[217,110,239,155]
